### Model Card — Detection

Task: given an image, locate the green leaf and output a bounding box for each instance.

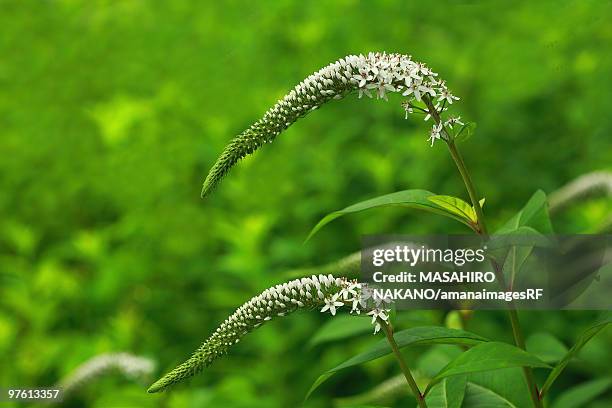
[462,382,517,407]
[487,226,553,250]
[553,377,612,408]
[502,244,533,288]
[540,317,612,396]
[309,315,372,347]
[526,332,568,364]
[306,190,474,241]
[333,373,418,406]
[496,190,553,235]
[306,372,335,400]
[417,345,464,378]
[306,327,487,399]
[425,342,549,395]
[427,195,478,224]
[491,191,554,283]
[486,226,551,286]
[425,375,467,408]
[467,368,532,408]
[331,327,487,373]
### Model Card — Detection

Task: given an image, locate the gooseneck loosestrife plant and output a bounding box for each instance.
[150,53,611,407]
[61,353,155,398]
[148,275,389,393]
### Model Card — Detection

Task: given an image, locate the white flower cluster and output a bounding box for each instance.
[320,279,392,334]
[253,52,460,144]
[205,275,392,349]
[218,274,344,342]
[345,53,460,146]
[149,275,392,392]
[60,353,155,395]
[202,52,461,197]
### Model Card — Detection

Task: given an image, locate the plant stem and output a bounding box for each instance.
[422,96,542,408]
[380,319,427,408]
[446,141,487,233]
[446,144,543,408]
[508,307,543,406]
[446,143,543,408]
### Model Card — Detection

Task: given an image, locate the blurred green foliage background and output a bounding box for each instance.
[0,0,610,407]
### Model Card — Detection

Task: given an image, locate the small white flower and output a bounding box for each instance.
[373,321,382,334]
[367,308,390,334]
[444,116,464,129]
[320,293,344,316]
[339,280,360,300]
[402,79,435,102]
[402,81,419,99]
[350,296,362,314]
[366,78,396,101]
[428,122,444,147]
[401,101,414,119]
[414,62,436,77]
[438,84,460,104]
[407,65,423,82]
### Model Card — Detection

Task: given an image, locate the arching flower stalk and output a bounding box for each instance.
[148,275,390,393]
[59,353,155,397]
[202,52,460,197]
[548,171,612,213]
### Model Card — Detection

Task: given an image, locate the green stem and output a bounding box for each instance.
[508,308,543,406]
[422,96,543,408]
[380,319,427,408]
[450,144,543,408]
[446,141,487,233]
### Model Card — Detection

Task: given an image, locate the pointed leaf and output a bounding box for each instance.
[417,345,464,378]
[462,382,517,407]
[305,372,334,400]
[306,327,487,399]
[526,332,568,364]
[425,342,549,395]
[496,190,553,235]
[333,373,419,406]
[540,316,612,396]
[331,327,487,374]
[502,244,533,289]
[428,195,477,224]
[467,368,531,408]
[306,190,474,241]
[553,377,612,408]
[425,375,467,408]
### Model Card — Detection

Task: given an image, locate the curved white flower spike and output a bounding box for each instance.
[202,52,459,197]
[149,275,387,393]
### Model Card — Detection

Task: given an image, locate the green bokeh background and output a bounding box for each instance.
[0,1,610,407]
